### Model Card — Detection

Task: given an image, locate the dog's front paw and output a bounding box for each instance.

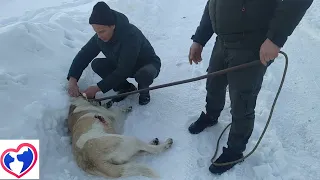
[150,138,159,145]
[164,138,173,149]
[122,106,132,113]
[105,101,113,108]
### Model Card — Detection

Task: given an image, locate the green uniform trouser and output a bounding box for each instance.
[205,35,269,153]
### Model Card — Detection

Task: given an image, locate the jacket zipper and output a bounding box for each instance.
[241,0,247,33]
[211,0,217,33]
[242,0,246,12]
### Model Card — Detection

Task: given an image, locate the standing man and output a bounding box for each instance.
[67,1,161,105]
[188,0,313,174]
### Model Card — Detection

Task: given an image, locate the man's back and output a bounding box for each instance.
[209,0,279,35]
[192,0,313,48]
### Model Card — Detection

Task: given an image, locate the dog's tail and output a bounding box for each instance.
[89,161,160,178]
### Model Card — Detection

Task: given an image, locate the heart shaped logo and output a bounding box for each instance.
[0,143,38,178]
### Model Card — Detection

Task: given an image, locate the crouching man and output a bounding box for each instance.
[67,1,161,105]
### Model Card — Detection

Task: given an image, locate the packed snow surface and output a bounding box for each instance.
[0,0,319,179]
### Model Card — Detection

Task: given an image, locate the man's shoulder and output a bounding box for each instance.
[87,33,99,42]
[111,9,144,41]
[81,33,100,47]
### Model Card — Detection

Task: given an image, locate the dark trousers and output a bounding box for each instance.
[206,36,268,153]
[91,58,159,94]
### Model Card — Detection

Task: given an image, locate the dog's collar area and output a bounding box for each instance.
[94,115,108,125]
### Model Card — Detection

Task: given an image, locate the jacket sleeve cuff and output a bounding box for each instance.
[266,30,288,48]
[67,74,80,81]
[97,80,111,93]
[191,34,207,47]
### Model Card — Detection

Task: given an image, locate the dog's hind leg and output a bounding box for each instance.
[138,138,173,154]
[107,137,173,165]
[150,138,159,145]
[134,138,160,156]
[120,106,132,113]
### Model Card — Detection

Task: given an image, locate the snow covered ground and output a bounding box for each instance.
[0,0,319,179]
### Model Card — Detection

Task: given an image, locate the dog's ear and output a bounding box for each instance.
[68,105,77,116]
[67,105,77,132]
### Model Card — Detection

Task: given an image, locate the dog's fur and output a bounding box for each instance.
[67,96,173,178]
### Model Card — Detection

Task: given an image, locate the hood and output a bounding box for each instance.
[108,10,131,42]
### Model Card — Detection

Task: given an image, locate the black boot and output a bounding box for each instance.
[139,91,150,105]
[209,147,244,174]
[137,84,150,105]
[188,111,218,134]
[112,83,137,102]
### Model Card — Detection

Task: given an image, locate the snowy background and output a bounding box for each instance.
[0,0,319,179]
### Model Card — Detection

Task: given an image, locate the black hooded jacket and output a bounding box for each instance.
[67,10,161,93]
[192,0,313,48]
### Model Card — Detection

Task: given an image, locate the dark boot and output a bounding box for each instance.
[139,92,150,105]
[188,111,218,134]
[134,64,159,105]
[112,82,137,102]
[137,84,150,105]
[209,147,244,174]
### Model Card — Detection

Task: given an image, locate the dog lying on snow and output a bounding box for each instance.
[66,95,173,178]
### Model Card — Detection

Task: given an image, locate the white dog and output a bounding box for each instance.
[66,95,173,178]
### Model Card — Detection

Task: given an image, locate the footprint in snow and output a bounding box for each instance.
[197,139,212,156]
[193,175,203,180]
[197,157,205,168]
[63,40,75,48]
[185,115,198,128]
[191,68,203,77]
[187,115,214,161]
[64,30,74,41]
[176,62,183,67]
[176,61,188,67]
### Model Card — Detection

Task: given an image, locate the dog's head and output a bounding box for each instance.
[66,96,98,131]
[66,96,132,133]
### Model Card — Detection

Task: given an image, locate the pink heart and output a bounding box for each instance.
[1,143,38,178]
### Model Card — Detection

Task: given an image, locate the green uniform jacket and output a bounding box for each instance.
[192,0,313,48]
